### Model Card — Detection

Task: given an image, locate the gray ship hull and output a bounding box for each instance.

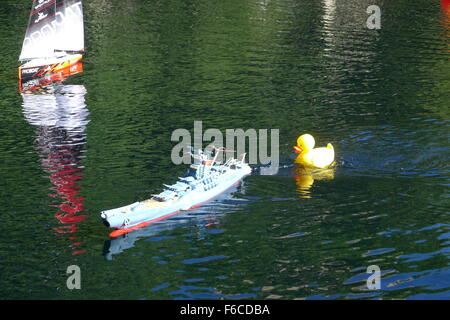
[101,164,251,233]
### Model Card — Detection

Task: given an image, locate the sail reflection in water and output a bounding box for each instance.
[22,84,89,255]
[104,183,249,260]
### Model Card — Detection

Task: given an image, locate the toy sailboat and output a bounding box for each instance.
[18,0,84,92]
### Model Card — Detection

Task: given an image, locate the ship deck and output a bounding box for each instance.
[140,197,179,209]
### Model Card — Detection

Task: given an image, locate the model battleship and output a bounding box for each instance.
[101,147,252,237]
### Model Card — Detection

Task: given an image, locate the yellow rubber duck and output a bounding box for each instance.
[293,134,335,169]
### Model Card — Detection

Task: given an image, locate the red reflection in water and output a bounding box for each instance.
[43,138,87,255]
[442,1,450,25]
[47,151,86,225]
[441,0,450,54]
[22,78,88,255]
[443,0,450,9]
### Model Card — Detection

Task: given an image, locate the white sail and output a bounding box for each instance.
[19,0,84,61]
[54,0,84,53]
[19,0,58,60]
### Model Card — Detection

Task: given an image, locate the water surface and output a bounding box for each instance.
[0,0,449,299]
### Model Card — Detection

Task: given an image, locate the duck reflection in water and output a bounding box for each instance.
[294,166,335,198]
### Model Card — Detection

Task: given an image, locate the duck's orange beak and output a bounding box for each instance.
[293,145,303,154]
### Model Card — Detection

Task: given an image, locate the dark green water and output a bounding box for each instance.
[0,0,449,299]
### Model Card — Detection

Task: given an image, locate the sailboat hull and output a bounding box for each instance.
[19,54,83,92]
